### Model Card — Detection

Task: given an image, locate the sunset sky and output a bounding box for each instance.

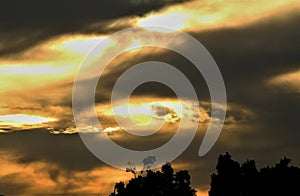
[0,0,299,195]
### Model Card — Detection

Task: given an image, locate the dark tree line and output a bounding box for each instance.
[110,163,196,196]
[110,153,300,196]
[209,152,300,196]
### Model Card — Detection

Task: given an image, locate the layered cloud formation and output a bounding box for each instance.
[0,0,299,195]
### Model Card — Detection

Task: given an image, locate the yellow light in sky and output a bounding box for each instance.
[112,104,153,126]
[0,64,74,76]
[49,35,107,55]
[198,14,220,24]
[0,34,113,94]
[99,99,196,127]
[136,0,299,32]
[96,98,204,135]
[103,126,122,133]
[0,114,57,128]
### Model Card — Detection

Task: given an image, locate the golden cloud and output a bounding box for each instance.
[137,0,299,31]
[267,69,300,93]
[0,152,133,195]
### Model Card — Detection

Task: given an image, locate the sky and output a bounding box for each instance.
[0,0,300,195]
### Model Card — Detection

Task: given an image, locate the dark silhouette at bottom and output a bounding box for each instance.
[209,152,300,196]
[110,163,196,196]
[109,153,300,196]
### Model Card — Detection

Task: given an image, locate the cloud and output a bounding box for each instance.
[3,10,298,135]
[0,151,133,195]
[0,114,57,132]
[0,129,102,170]
[136,0,299,31]
[1,0,299,120]
[0,0,189,56]
[266,69,300,93]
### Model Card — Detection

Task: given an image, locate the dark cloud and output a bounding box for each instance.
[196,10,300,82]
[152,104,174,116]
[91,47,209,104]
[0,129,101,170]
[78,9,299,106]
[0,0,189,56]
[48,168,60,182]
[0,176,28,195]
[192,10,300,143]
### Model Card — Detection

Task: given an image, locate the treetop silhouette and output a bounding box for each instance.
[209,152,300,196]
[110,153,300,196]
[110,162,196,196]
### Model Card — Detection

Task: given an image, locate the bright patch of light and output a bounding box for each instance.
[103,126,122,133]
[137,13,188,31]
[49,35,107,55]
[0,114,57,127]
[113,104,153,126]
[0,64,74,76]
[198,14,220,23]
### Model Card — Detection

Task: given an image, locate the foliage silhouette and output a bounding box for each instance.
[209,152,300,196]
[110,163,196,196]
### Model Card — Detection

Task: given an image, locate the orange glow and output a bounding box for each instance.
[196,189,209,196]
[0,152,133,195]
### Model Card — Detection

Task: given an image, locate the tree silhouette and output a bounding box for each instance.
[209,152,241,196]
[110,163,196,196]
[209,152,300,196]
[240,159,259,196]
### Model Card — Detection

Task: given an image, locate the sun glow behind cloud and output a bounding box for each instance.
[138,13,188,30]
[136,0,299,32]
[0,114,57,129]
[0,35,109,94]
[96,98,205,135]
[49,35,107,55]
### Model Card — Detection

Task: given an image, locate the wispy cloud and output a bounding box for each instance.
[267,69,300,93]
